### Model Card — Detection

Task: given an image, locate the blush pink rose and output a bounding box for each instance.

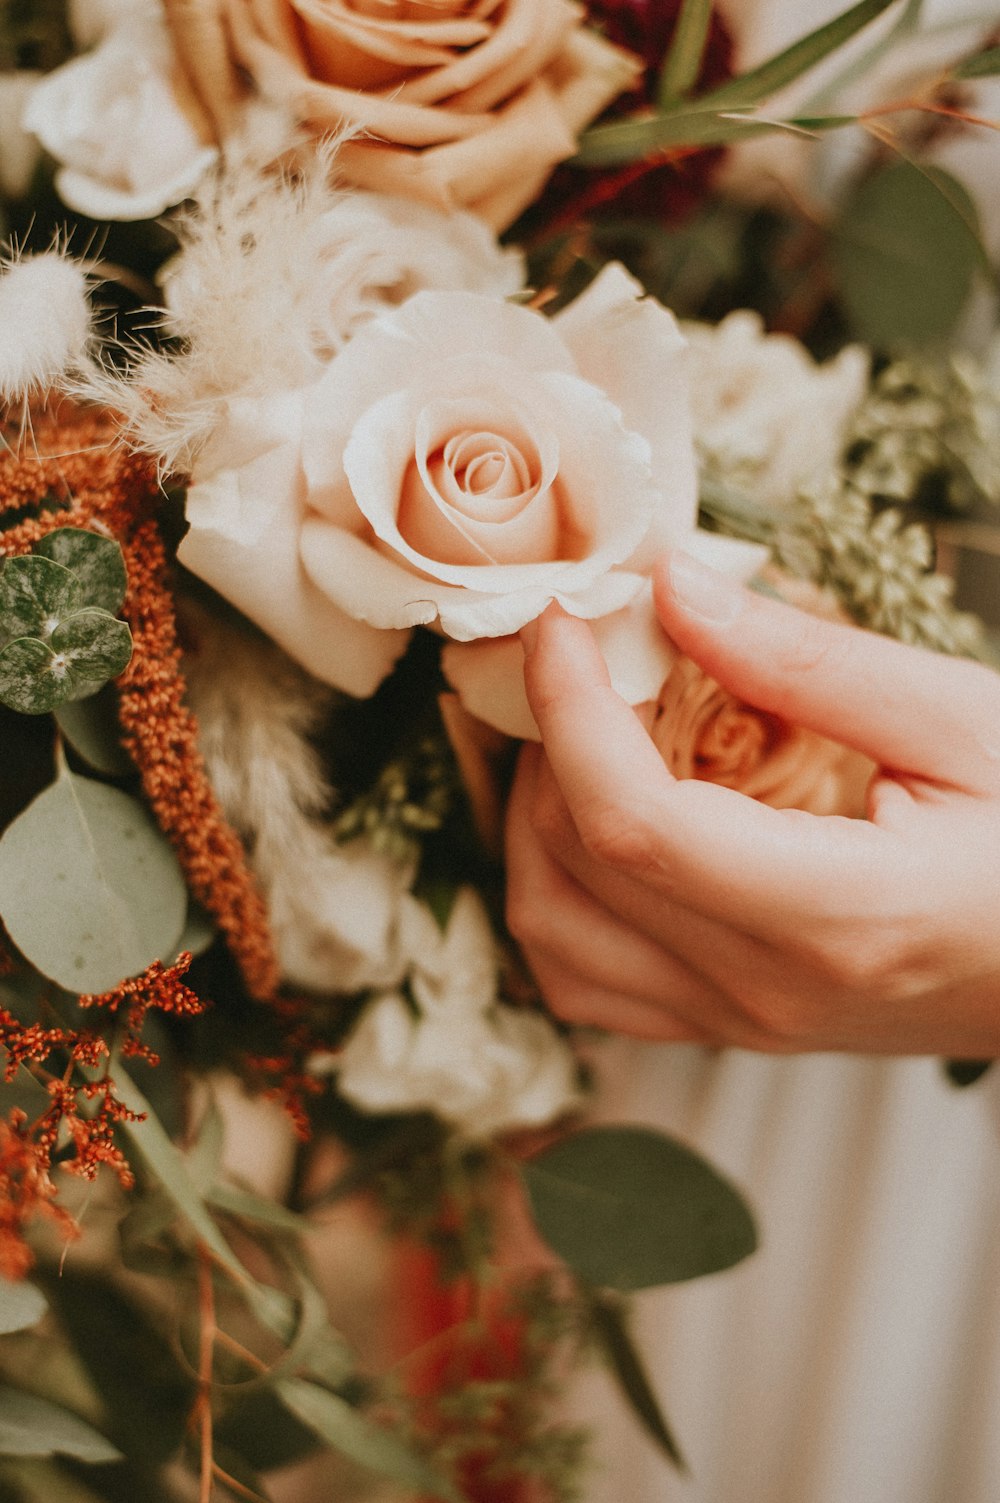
[178,262,703,711]
[162,0,639,229]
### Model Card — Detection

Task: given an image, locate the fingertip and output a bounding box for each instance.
[653,549,747,633]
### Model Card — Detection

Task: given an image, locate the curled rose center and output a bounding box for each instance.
[695,702,781,782]
[439,430,535,506]
[395,405,572,568]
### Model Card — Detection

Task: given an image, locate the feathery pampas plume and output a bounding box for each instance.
[0,252,93,404]
[182,604,418,994]
[85,131,360,474]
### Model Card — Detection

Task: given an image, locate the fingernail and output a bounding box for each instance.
[520,615,540,654]
[668,551,745,625]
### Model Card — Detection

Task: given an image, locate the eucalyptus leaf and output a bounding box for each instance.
[0,766,188,992]
[520,1126,757,1291]
[55,687,134,777]
[116,1067,354,1386]
[657,0,713,104]
[34,531,127,615]
[0,1280,47,1336]
[0,1388,121,1463]
[577,0,895,164]
[586,1292,685,1470]
[35,1269,195,1464]
[694,0,898,109]
[0,556,81,644]
[0,637,66,715]
[50,610,132,692]
[832,161,982,347]
[275,1378,459,1501]
[954,45,1000,79]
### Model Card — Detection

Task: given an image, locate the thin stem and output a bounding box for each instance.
[197,1246,216,1503]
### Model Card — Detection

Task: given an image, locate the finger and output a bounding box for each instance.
[506,743,723,1013]
[653,550,1000,794]
[521,601,898,932]
[524,948,709,1042]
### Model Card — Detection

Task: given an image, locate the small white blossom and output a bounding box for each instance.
[338,889,581,1140]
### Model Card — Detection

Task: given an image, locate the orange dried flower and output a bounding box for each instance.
[0,404,279,1000]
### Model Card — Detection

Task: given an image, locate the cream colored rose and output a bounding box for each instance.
[178,262,700,704]
[684,311,868,505]
[162,0,638,229]
[337,888,581,1139]
[23,8,217,220]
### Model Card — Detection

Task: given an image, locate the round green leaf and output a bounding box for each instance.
[832,161,982,348]
[51,609,133,690]
[520,1126,758,1291]
[0,1278,48,1335]
[0,636,66,714]
[0,766,188,992]
[0,1387,122,1461]
[0,556,81,642]
[35,529,128,615]
[54,686,135,776]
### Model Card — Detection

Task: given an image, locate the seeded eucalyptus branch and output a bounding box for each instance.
[700,477,986,660]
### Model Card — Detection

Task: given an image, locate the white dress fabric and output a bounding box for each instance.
[567,1042,1000,1503]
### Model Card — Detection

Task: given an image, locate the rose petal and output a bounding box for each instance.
[179,447,409,697]
[554,262,697,560]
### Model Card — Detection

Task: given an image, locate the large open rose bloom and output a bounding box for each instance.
[180,262,741,718]
[162,0,639,229]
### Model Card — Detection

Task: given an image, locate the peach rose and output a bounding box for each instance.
[649,653,872,817]
[161,0,639,228]
[178,262,703,706]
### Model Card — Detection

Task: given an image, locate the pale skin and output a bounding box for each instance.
[506,549,1000,1057]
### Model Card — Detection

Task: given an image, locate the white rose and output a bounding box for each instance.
[23,9,216,221]
[178,262,699,708]
[337,889,581,1140]
[683,310,868,504]
[267,837,430,996]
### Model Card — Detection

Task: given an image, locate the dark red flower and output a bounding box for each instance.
[524,1,735,234]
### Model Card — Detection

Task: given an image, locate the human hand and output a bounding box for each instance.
[505,551,1000,1055]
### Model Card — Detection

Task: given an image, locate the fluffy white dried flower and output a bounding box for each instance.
[108,150,524,473]
[0,253,93,404]
[183,605,423,993]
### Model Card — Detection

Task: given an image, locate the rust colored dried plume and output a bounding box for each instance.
[0,404,279,999]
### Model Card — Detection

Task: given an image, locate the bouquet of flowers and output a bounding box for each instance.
[0,2,998,1500]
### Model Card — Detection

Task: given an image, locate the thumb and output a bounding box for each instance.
[653,550,1000,792]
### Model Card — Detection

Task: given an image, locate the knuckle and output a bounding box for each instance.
[577,802,660,874]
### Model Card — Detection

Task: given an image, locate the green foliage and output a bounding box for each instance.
[0,1392,120,1465]
[954,45,1000,80]
[275,1378,461,1501]
[832,162,984,349]
[33,533,126,617]
[54,688,135,778]
[586,1293,685,1470]
[0,534,132,716]
[577,0,897,166]
[520,1126,757,1292]
[656,0,713,105]
[0,763,188,991]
